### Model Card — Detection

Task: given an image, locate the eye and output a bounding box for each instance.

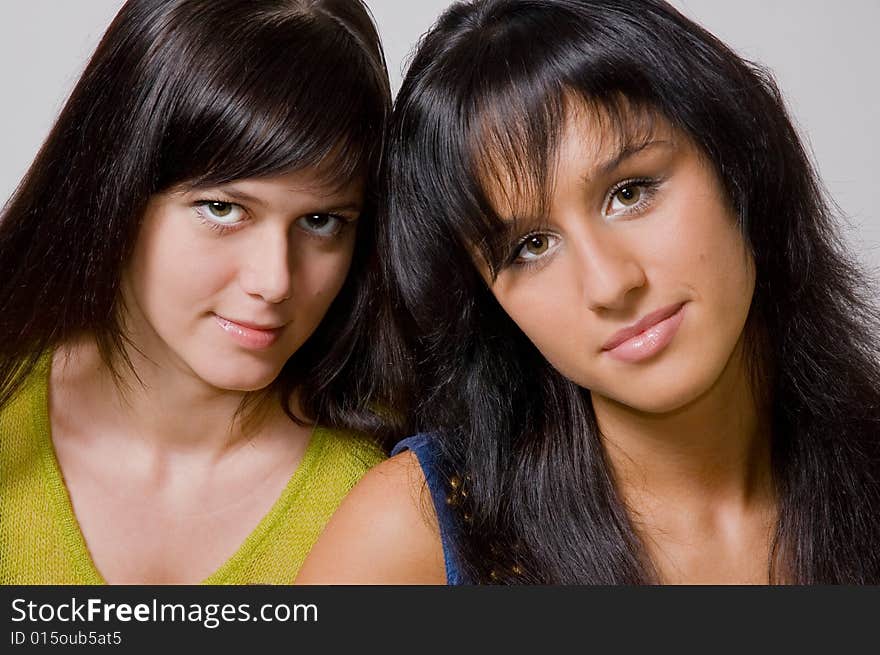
[296,213,346,238]
[513,233,559,264]
[613,185,641,207]
[195,201,246,226]
[605,179,658,217]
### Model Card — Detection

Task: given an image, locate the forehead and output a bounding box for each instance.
[224,168,365,203]
[258,164,366,198]
[187,150,365,193]
[161,166,365,215]
[477,94,668,221]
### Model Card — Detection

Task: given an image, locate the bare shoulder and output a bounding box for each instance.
[295,450,447,585]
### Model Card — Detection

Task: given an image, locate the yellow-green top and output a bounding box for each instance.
[0,353,384,584]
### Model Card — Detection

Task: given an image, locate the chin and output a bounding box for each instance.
[194,358,285,393]
[615,387,705,415]
[596,361,731,416]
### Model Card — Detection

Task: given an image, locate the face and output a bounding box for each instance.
[122,168,363,392]
[480,106,756,414]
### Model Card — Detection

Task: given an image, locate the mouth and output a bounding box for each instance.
[213,313,287,350]
[601,302,686,363]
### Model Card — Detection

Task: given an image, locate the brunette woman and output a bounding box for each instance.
[0,0,393,584]
[298,0,880,584]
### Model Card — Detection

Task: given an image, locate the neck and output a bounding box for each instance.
[592,338,773,516]
[55,334,283,457]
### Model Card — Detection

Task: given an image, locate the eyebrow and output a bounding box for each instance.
[488,137,675,263]
[186,184,363,214]
[183,182,268,208]
[583,138,673,184]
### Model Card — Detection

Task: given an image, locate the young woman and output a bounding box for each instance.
[0,0,394,584]
[297,0,880,584]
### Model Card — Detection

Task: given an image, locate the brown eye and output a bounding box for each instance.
[525,235,548,255]
[607,181,655,217]
[615,185,641,206]
[513,233,558,264]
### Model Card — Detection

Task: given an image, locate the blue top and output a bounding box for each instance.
[391,434,465,585]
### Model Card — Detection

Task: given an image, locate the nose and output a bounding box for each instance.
[239,226,293,304]
[575,232,646,312]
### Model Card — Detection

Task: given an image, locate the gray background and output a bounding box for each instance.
[2,1,878,275]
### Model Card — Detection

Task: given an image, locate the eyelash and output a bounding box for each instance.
[193,199,247,235]
[605,177,661,217]
[193,200,353,238]
[505,227,558,271]
[296,213,352,240]
[504,176,662,270]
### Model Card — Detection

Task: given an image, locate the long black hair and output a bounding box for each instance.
[383,0,880,583]
[0,0,397,441]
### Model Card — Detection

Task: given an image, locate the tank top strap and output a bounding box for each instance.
[392,434,465,584]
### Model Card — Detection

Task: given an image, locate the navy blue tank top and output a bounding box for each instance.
[391,434,465,585]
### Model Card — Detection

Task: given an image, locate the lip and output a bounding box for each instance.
[602,302,686,363]
[213,313,286,350]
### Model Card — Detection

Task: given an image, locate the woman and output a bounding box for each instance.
[297,0,880,584]
[0,0,394,584]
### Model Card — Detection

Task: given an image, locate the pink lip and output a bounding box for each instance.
[602,302,686,363]
[213,314,286,350]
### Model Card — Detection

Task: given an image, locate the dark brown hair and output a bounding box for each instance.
[383,0,880,582]
[0,0,394,440]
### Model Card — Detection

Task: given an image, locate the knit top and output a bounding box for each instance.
[0,353,384,584]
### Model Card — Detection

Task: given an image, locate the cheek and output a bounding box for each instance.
[493,267,588,371]
[668,205,755,314]
[702,241,755,328]
[289,237,356,312]
[127,219,236,322]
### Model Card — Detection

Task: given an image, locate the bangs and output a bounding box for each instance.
[152,6,388,193]
[395,0,723,280]
[464,87,663,277]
